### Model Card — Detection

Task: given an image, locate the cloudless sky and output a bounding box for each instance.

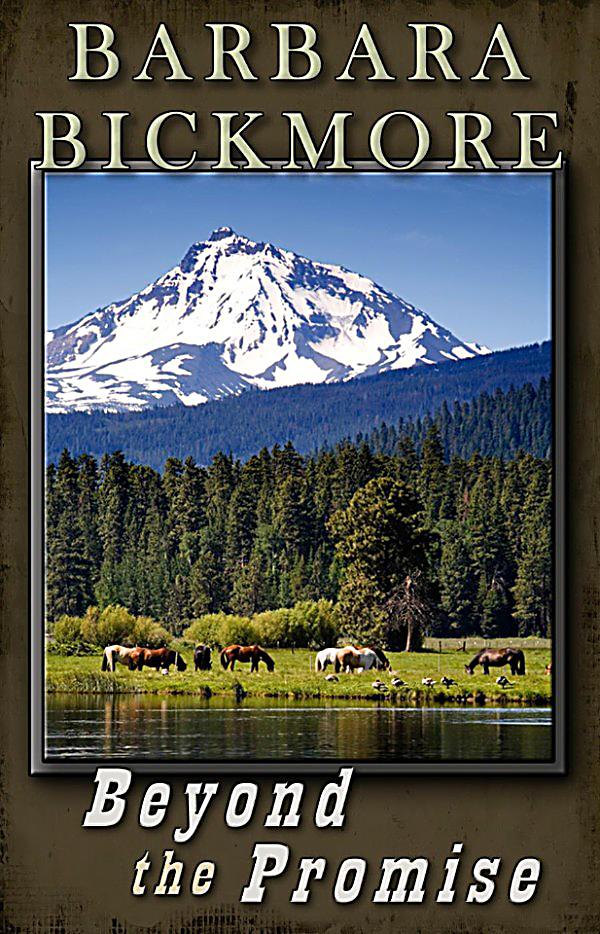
[46,172,551,350]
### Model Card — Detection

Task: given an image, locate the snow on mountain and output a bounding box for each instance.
[46,226,490,413]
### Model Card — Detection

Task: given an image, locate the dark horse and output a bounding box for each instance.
[194,644,212,671]
[366,646,391,670]
[129,647,187,672]
[465,647,526,676]
[220,644,275,673]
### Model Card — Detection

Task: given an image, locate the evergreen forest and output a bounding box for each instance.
[46,378,552,648]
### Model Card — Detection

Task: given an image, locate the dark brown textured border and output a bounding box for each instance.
[1,1,599,931]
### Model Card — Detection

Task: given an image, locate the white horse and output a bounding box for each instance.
[350,646,391,671]
[101,644,137,672]
[315,647,339,672]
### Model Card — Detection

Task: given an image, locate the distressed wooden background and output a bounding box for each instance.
[1,1,598,930]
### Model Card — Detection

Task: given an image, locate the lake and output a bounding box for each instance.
[45,694,553,763]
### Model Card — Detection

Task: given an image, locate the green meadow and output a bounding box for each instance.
[46,638,552,705]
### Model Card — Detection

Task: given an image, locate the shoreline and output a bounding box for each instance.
[45,685,551,706]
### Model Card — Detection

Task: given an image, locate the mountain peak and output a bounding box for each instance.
[208,225,238,241]
[46,231,490,413]
[180,226,260,273]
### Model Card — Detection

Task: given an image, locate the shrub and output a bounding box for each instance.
[49,605,173,654]
[79,606,101,644]
[50,614,105,655]
[217,614,259,646]
[183,614,224,646]
[53,615,83,644]
[290,600,338,648]
[252,609,294,647]
[183,613,259,647]
[250,603,337,648]
[78,605,136,647]
[132,616,170,648]
[183,602,339,649]
[93,605,137,647]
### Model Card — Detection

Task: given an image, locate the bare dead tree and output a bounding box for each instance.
[384,571,436,652]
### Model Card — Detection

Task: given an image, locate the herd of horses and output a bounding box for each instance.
[101,642,528,678]
[316,645,527,676]
[100,642,276,674]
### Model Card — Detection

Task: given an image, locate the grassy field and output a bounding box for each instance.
[46,638,552,705]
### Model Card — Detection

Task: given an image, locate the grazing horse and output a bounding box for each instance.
[335,645,382,672]
[465,647,526,676]
[354,645,391,671]
[335,646,379,673]
[371,646,391,670]
[315,647,339,672]
[129,647,187,672]
[220,644,275,672]
[194,644,212,671]
[101,644,137,672]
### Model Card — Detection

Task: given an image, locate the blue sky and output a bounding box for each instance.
[45,172,551,349]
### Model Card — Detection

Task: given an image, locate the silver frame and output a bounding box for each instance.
[30,160,566,774]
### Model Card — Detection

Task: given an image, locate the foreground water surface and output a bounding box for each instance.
[45,694,553,763]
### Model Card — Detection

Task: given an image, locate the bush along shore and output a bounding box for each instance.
[46,645,553,706]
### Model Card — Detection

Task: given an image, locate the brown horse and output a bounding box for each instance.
[220,644,275,672]
[335,647,363,673]
[465,647,525,676]
[129,647,187,672]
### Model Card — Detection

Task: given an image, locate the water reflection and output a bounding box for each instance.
[46,695,553,762]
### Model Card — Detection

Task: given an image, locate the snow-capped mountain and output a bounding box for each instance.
[46,226,489,413]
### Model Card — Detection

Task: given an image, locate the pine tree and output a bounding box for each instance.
[419,425,447,525]
[225,456,263,573]
[164,456,206,569]
[96,452,130,607]
[330,476,434,644]
[513,465,552,636]
[46,450,91,619]
[439,523,477,635]
[188,538,224,616]
[230,553,272,616]
[77,454,102,592]
[480,573,513,638]
[395,434,419,488]
[466,458,514,630]
[273,473,314,559]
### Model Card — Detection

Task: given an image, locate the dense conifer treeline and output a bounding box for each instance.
[46,342,551,469]
[46,422,552,644]
[357,378,550,461]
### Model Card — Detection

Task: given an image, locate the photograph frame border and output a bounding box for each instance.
[30,160,566,775]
